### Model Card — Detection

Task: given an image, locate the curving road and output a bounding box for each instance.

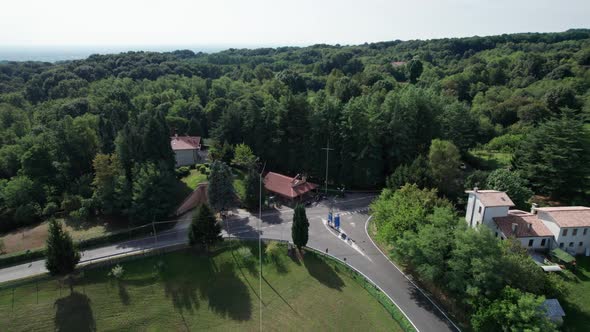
[0,194,459,331]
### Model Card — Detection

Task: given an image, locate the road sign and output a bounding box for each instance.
[328,212,333,224]
[334,214,340,229]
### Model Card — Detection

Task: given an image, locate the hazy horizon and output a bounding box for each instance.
[1,27,589,62]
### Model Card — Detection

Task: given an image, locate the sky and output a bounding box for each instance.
[1,0,589,47]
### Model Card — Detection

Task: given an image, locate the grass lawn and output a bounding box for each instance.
[561,256,590,332]
[181,168,208,189]
[0,242,405,331]
[468,149,512,170]
[233,168,247,201]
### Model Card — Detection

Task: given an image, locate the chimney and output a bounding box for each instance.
[531,203,538,214]
[511,223,518,233]
[527,223,532,231]
[473,186,479,193]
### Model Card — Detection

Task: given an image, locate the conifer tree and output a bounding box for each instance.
[207,161,235,213]
[45,218,81,275]
[291,204,309,250]
[189,204,222,251]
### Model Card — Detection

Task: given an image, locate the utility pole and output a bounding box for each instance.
[258,161,266,332]
[321,139,334,196]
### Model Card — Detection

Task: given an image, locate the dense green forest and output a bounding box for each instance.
[1,29,590,232]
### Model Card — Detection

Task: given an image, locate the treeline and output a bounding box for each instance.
[1,29,590,232]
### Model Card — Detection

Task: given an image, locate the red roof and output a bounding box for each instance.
[264,172,318,199]
[466,190,515,207]
[170,136,201,151]
[494,211,553,238]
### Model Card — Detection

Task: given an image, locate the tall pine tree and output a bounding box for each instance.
[45,218,81,275]
[291,204,309,250]
[207,161,235,213]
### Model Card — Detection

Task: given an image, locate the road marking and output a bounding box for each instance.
[364,216,461,332]
[321,218,372,262]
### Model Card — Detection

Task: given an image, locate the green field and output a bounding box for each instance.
[468,149,512,170]
[0,242,406,331]
[561,256,590,332]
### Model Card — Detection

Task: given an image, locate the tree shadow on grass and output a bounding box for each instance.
[117,282,130,306]
[163,274,201,313]
[54,291,96,332]
[303,253,344,291]
[206,262,252,321]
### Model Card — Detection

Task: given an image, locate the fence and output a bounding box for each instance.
[304,245,417,332]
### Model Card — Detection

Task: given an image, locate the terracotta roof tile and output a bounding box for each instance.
[466,190,515,207]
[536,206,590,228]
[264,172,318,199]
[170,136,201,151]
[494,212,554,238]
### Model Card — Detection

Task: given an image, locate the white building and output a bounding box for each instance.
[465,189,514,228]
[170,135,202,167]
[535,206,590,255]
[465,188,590,255]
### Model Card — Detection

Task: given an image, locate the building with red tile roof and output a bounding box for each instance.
[170,135,201,167]
[264,172,318,200]
[465,188,590,255]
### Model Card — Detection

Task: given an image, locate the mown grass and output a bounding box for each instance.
[561,256,590,332]
[181,168,208,189]
[468,149,512,170]
[0,242,403,331]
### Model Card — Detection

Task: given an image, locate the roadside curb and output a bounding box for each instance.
[364,215,462,332]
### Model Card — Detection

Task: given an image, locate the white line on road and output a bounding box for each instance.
[321,218,372,262]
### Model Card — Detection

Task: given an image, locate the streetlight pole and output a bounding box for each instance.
[321,139,334,196]
[258,161,266,332]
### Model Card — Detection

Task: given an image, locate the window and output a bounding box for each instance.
[528,239,534,247]
[559,242,564,248]
[478,206,482,214]
[584,228,588,235]
[562,229,568,236]
[573,228,578,236]
[500,237,504,240]
[569,242,574,247]
[495,232,498,238]
[541,239,546,246]
[580,242,584,247]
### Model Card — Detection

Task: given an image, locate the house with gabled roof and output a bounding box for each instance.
[465,188,590,255]
[170,135,201,167]
[263,172,318,202]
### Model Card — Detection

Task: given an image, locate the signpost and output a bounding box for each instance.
[328,211,333,225]
[334,213,340,229]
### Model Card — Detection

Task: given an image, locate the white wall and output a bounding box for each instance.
[482,206,509,228]
[174,149,198,167]
[540,216,590,255]
[465,194,476,227]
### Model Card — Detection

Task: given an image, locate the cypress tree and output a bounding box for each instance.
[45,218,81,275]
[291,204,309,250]
[189,204,222,251]
[244,169,263,211]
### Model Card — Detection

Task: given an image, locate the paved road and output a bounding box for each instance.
[0,193,458,331]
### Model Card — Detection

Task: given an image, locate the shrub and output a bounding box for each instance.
[265,241,281,261]
[108,264,125,279]
[175,166,190,178]
[42,202,59,216]
[61,194,82,213]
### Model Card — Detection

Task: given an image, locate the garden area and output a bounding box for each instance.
[0,242,407,331]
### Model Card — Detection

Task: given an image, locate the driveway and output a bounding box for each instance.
[0,193,458,331]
